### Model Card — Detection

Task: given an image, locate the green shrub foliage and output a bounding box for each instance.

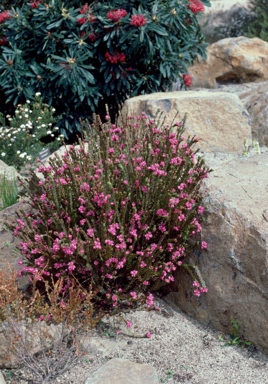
[246,0,268,41]
[11,111,210,314]
[0,0,210,137]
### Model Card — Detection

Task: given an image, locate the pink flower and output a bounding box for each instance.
[80,182,90,192]
[93,239,102,249]
[198,205,204,214]
[130,270,138,277]
[59,177,68,185]
[200,287,208,293]
[146,293,154,307]
[130,14,148,27]
[145,232,153,240]
[87,228,94,237]
[146,332,152,338]
[156,209,169,217]
[68,261,76,272]
[188,0,205,13]
[201,241,208,249]
[194,289,201,297]
[182,74,193,87]
[107,9,127,22]
[130,291,137,299]
[38,315,45,321]
[126,320,132,328]
[192,280,200,287]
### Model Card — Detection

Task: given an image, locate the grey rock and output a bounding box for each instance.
[0,372,6,384]
[84,358,159,384]
[168,150,268,354]
[121,91,252,154]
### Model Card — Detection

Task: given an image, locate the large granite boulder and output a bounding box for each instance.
[121,91,252,154]
[188,37,268,88]
[239,82,268,146]
[168,149,268,354]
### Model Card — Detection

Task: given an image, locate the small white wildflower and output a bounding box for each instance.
[24,108,29,112]
[50,134,54,137]
[32,134,36,138]
[8,144,12,146]
[26,100,30,104]
[47,130,52,134]
[35,92,41,97]
[8,118,12,121]
[24,114,29,118]
[48,123,52,126]
[1,152,5,156]
[19,152,27,158]
[52,108,56,112]
[17,150,21,154]
[7,133,11,138]
[20,124,26,128]
[41,124,46,127]
[26,155,32,161]
[54,127,59,130]
[19,116,22,119]
[37,117,42,120]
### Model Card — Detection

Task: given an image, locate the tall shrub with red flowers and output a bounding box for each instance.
[9,111,210,313]
[0,0,211,137]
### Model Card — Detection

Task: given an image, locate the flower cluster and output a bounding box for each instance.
[30,0,42,9]
[107,9,128,22]
[0,11,10,24]
[0,94,62,170]
[188,0,205,14]
[182,74,193,87]
[130,14,148,27]
[11,111,210,314]
[77,5,96,24]
[105,51,126,64]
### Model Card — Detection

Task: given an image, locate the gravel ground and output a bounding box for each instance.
[3,296,268,384]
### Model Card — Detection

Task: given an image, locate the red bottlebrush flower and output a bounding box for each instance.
[130,14,148,27]
[182,74,193,87]
[77,17,88,24]
[80,4,91,14]
[77,14,96,24]
[0,36,8,46]
[0,10,10,23]
[188,0,205,13]
[105,51,126,64]
[30,0,42,9]
[88,32,97,42]
[107,9,128,22]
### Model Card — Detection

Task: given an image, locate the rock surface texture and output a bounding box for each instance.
[84,358,159,384]
[122,91,252,154]
[240,82,268,146]
[169,149,268,354]
[188,37,268,88]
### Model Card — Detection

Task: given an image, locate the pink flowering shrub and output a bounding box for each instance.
[10,111,210,314]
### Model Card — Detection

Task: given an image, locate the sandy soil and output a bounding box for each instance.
[3,296,268,384]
